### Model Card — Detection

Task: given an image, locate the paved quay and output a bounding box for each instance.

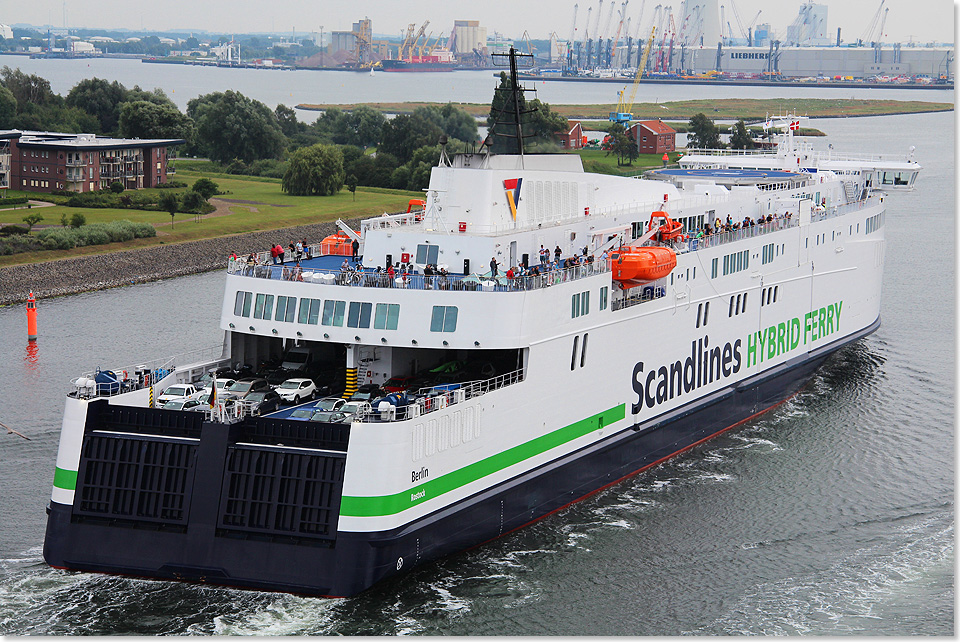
[0,218,362,306]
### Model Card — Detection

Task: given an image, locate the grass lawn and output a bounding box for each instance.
[575,148,683,176]
[297,98,953,121]
[0,172,423,267]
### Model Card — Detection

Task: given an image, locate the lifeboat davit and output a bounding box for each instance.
[609,246,677,289]
[319,231,356,255]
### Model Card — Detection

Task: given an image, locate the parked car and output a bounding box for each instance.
[315,396,346,412]
[276,378,318,405]
[162,397,203,411]
[200,378,236,394]
[340,401,370,420]
[157,383,199,405]
[189,393,236,411]
[241,389,282,416]
[308,410,350,424]
[349,384,385,402]
[383,376,417,393]
[223,377,271,400]
[288,407,318,420]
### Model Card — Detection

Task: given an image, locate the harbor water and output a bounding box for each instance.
[0,60,953,634]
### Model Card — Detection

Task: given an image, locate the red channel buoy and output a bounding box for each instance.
[26,292,37,341]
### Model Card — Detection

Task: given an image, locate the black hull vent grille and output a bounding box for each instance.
[218,446,345,541]
[75,434,198,525]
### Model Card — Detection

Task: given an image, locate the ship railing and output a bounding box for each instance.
[689,216,797,250]
[611,278,668,311]
[684,145,906,165]
[355,367,526,423]
[360,211,424,232]
[229,243,357,272]
[70,344,227,399]
[229,257,609,292]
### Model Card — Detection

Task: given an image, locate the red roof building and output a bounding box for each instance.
[556,121,585,150]
[630,120,676,155]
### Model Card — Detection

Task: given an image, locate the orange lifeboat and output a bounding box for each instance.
[609,246,677,289]
[319,231,356,256]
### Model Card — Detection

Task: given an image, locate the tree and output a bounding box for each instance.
[379,113,443,163]
[0,66,58,108]
[179,190,207,213]
[412,104,478,144]
[158,192,179,228]
[281,143,345,196]
[688,113,724,149]
[602,123,639,166]
[312,105,385,148]
[22,213,43,231]
[184,36,200,50]
[188,90,286,163]
[110,181,125,193]
[124,85,175,108]
[191,178,219,200]
[0,85,16,128]
[69,213,86,228]
[346,174,358,201]
[66,77,127,134]
[274,104,300,138]
[729,120,754,150]
[117,101,195,142]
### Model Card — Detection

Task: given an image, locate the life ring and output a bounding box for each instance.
[122,370,128,380]
[437,395,448,409]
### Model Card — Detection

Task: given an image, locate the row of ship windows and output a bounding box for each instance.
[233,291,459,333]
[711,249,750,279]
[571,286,609,319]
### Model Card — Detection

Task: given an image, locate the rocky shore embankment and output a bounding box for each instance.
[0,218,362,306]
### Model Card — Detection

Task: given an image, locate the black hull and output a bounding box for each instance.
[43,322,875,597]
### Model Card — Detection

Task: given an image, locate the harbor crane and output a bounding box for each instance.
[598,0,616,66]
[609,24,656,124]
[610,1,629,67]
[566,3,578,70]
[859,0,887,45]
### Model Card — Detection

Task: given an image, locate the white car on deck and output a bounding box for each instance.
[275,378,318,405]
[157,383,199,405]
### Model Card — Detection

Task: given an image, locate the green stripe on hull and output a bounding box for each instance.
[54,467,78,491]
[340,404,626,517]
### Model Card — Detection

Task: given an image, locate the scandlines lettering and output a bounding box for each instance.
[632,335,742,414]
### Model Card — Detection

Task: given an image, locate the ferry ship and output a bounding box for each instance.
[42,62,921,597]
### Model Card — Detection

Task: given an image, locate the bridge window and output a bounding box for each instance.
[253,294,274,320]
[374,303,400,330]
[298,298,322,325]
[274,296,296,323]
[321,300,345,327]
[234,291,252,317]
[430,306,458,332]
[347,302,372,328]
[416,244,439,265]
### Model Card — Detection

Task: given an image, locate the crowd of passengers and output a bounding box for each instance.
[693,212,791,238]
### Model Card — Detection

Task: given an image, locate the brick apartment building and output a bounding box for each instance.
[0,131,184,193]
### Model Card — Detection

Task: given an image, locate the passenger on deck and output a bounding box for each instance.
[277,244,285,264]
[490,257,499,278]
[295,240,304,262]
[554,246,562,262]
[302,238,311,259]
[270,244,279,264]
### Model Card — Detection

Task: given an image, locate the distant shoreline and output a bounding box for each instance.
[0,218,361,306]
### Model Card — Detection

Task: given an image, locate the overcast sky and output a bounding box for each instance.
[10,0,956,44]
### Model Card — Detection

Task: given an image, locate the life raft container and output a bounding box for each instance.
[609,246,677,289]
[319,232,356,255]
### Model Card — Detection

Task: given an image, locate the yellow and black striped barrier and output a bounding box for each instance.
[343,368,358,399]
[149,386,154,408]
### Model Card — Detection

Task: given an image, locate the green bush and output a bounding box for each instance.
[110,181,125,193]
[0,224,29,236]
[32,219,155,253]
[156,180,187,189]
[70,213,87,228]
